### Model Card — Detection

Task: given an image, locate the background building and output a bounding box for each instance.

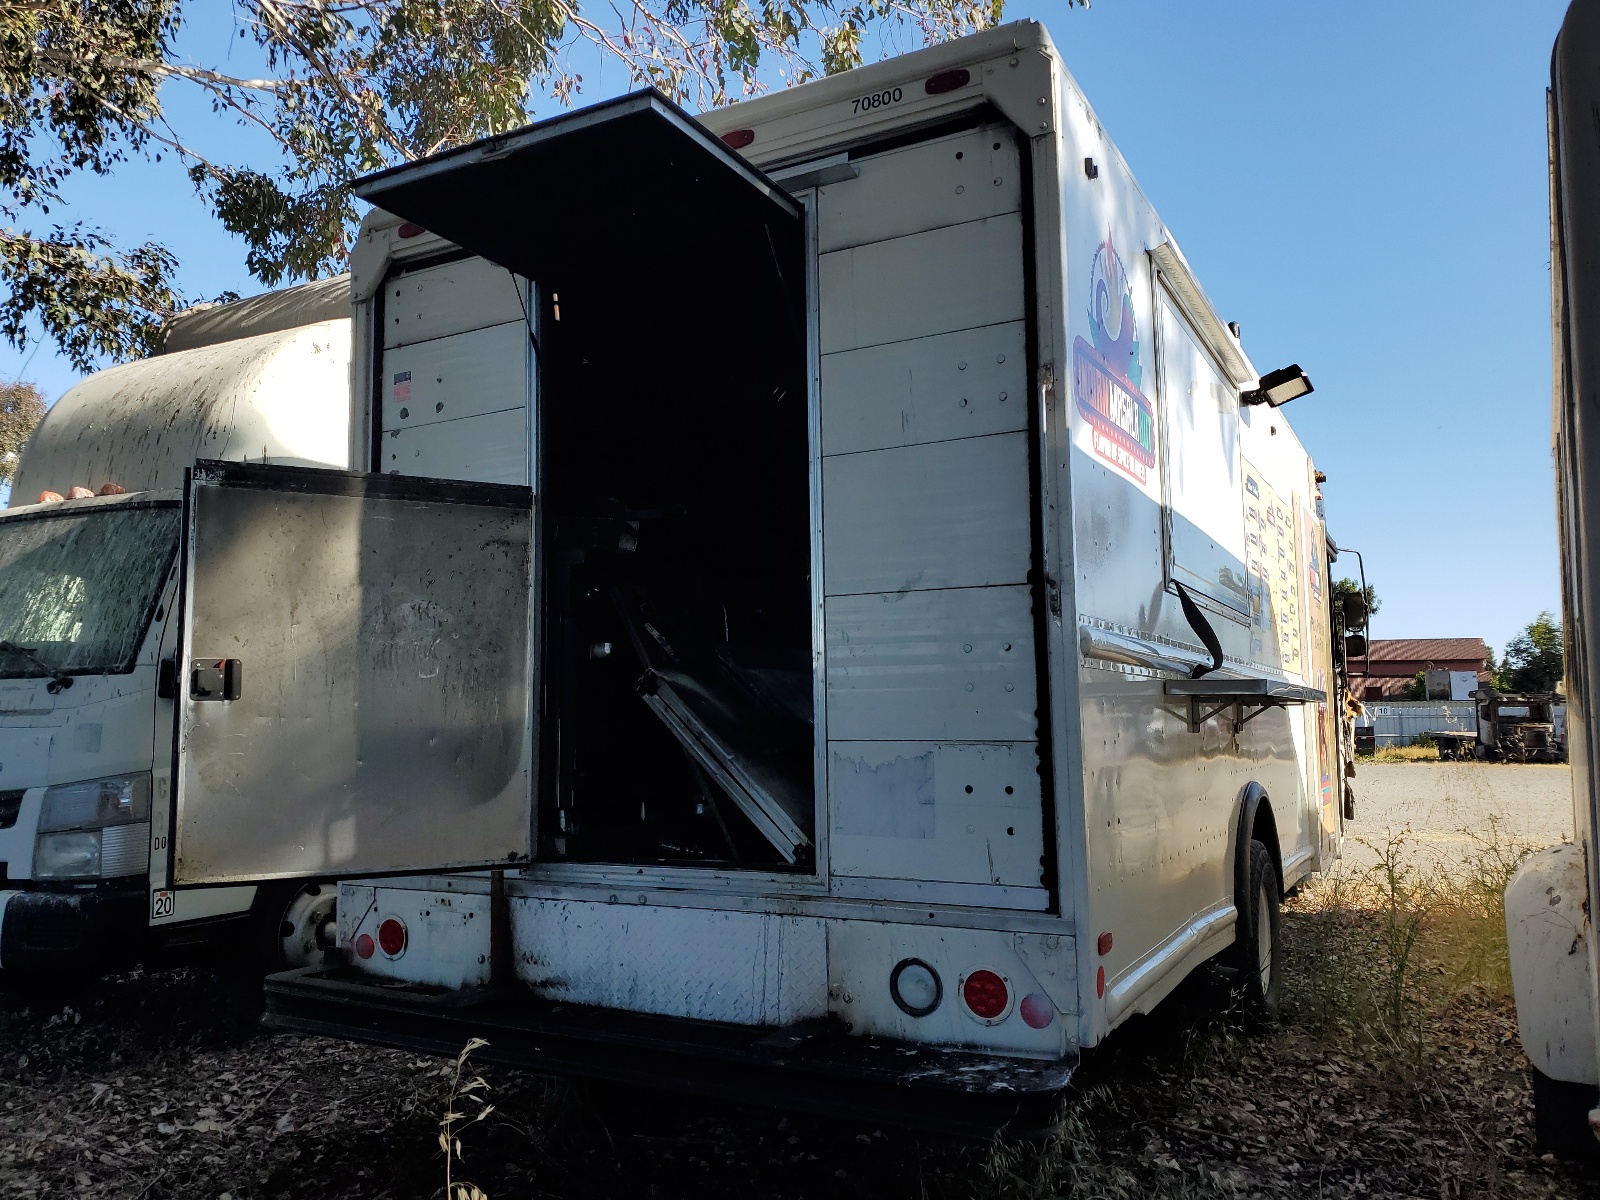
[1351,637,1492,701]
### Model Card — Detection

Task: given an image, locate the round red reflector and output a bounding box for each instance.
[962,969,1009,1020]
[924,68,971,96]
[354,933,375,959]
[1020,992,1055,1029]
[397,222,427,239]
[377,917,407,957]
[721,128,756,150]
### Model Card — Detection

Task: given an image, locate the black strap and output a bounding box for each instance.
[1174,581,1225,679]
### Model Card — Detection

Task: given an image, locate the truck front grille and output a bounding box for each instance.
[0,790,22,830]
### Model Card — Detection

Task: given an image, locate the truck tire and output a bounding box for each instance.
[244,881,336,977]
[1230,839,1282,1025]
[1532,1066,1600,1161]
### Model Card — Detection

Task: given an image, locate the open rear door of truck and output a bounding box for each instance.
[159,461,534,890]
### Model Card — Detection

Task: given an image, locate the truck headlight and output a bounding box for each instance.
[34,772,151,880]
[37,772,150,833]
[34,829,101,879]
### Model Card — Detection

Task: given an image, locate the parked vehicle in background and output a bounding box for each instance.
[1430,689,1566,762]
[0,278,351,984]
[1506,0,1600,1159]
[142,22,1347,1124]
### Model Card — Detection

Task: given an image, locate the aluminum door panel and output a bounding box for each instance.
[819,214,1025,354]
[817,125,1021,253]
[825,584,1037,742]
[382,256,526,349]
[382,408,530,486]
[381,322,528,434]
[175,470,533,884]
[823,432,1032,597]
[820,321,1028,456]
[829,740,1044,886]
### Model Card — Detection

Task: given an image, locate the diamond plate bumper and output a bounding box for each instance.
[264,965,1076,1135]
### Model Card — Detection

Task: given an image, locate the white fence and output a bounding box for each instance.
[1357,700,1476,748]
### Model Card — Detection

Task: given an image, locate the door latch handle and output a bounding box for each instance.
[190,658,242,702]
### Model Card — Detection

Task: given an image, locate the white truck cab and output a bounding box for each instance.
[0,279,350,980]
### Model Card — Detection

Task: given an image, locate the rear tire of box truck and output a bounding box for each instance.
[1230,840,1283,1027]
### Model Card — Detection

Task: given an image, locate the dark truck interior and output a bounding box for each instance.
[354,90,817,869]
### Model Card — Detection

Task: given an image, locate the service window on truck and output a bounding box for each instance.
[1155,286,1249,616]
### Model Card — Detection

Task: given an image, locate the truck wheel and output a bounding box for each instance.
[1230,839,1282,1025]
[276,882,337,970]
[244,881,336,976]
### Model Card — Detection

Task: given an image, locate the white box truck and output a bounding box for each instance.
[0,279,351,982]
[143,21,1348,1119]
[1505,0,1600,1158]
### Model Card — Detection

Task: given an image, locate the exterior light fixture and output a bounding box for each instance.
[1242,364,1314,407]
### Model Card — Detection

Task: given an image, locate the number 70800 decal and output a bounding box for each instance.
[850,86,904,114]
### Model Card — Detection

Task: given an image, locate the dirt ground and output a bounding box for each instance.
[2,762,1596,1199]
[1343,761,1574,871]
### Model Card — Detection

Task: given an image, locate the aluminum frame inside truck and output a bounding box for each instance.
[146,21,1346,1120]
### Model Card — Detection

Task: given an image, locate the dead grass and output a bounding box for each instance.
[1360,744,1447,763]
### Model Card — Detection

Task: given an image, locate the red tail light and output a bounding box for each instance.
[377,917,407,957]
[961,968,1011,1021]
[924,68,971,96]
[721,129,756,150]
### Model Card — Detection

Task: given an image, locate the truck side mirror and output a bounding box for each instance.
[1344,633,1368,658]
[1341,593,1368,628]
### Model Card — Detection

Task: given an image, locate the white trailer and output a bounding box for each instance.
[0,279,350,981]
[149,21,1345,1117]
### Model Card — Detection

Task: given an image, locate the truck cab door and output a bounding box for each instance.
[157,461,533,893]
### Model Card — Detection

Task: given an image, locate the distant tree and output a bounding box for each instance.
[1332,577,1380,622]
[2,0,1021,373]
[1494,612,1563,694]
[1401,672,1427,701]
[0,380,45,485]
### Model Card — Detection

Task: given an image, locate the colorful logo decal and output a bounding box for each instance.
[1074,233,1155,483]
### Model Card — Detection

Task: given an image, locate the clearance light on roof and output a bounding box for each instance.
[925,68,971,95]
[397,222,427,239]
[721,129,756,150]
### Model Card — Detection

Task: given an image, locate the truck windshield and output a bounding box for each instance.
[0,503,180,679]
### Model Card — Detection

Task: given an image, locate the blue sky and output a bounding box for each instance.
[0,0,1570,656]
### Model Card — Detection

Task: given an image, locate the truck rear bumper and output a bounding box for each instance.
[264,966,1076,1135]
[0,884,146,978]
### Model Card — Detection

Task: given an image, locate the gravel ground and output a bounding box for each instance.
[1,761,1595,1198]
[1343,762,1574,870]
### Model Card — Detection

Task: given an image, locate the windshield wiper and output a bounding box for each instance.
[0,641,73,692]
